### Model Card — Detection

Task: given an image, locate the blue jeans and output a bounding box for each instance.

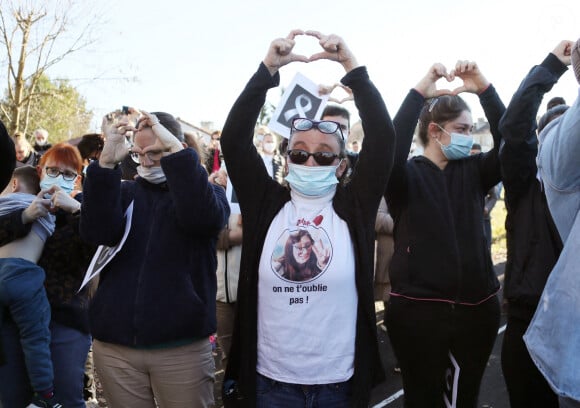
[256,372,352,408]
[0,320,91,407]
[0,258,52,394]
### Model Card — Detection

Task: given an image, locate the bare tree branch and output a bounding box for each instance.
[0,0,101,134]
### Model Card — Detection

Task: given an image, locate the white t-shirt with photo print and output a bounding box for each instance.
[256,188,357,384]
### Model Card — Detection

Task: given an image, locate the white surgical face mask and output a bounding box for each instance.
[263,142,276,153]
[137,166,166,184]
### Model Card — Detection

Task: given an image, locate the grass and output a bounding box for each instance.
[490,189,507,264]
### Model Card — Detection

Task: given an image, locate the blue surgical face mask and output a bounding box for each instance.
[40,174,75,195]
[285,162,341,196]
[436,125,474,160]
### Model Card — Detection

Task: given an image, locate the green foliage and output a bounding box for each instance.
[490,189,507,263]
[0,74,92,143]
[258,101,275,126]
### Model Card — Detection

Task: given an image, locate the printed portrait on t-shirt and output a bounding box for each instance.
[271,226,332,283]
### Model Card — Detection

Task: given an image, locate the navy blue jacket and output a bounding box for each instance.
[80,148,229,347]
[499,53,566,320]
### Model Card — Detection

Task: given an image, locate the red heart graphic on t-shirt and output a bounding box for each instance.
[313,215,323,226]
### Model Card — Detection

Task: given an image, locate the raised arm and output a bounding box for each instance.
[499,41,571,203]
[387,64,453,210]
[540,38,580,189]
[81,113,134,246]
[309,31,395,209]
[451,60,505,190]
[221,31,309,212]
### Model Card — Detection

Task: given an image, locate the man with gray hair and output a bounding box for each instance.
[33,128,51,156]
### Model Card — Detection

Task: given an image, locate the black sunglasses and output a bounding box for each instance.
[287,149,339,166]
[291,118,344,139]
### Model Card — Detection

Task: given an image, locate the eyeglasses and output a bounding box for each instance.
[291,118,344,140]
[293,242,312,252]
[45,167,77,181]
[287,149,339,166]
[130,149,170,164]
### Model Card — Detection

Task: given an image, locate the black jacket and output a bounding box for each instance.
[0,120,15,192]
[498,53,566,320]
[221,63,395,408]
[387,86,505,304]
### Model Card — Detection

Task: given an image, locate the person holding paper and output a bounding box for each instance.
[80,110,229,407]
[220,30,395,407]
[0,143,95,408]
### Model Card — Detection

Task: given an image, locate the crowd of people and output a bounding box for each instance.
[0,30,579,408]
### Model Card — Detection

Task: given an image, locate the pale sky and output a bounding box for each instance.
[41,0,580,133]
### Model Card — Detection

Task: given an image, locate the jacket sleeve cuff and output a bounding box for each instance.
[340,66,369,87]
[541,52,569,78]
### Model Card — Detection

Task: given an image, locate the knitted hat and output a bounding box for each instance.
[538,104,569,133]
[572,38,580,85]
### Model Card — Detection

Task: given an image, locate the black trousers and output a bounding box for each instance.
[386,295,500,408]
[501,314,559,408]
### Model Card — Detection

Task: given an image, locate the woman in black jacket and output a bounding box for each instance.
[220,29,395,408]
[385,61,505,407]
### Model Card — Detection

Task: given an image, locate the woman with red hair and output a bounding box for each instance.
[0,142,96,408]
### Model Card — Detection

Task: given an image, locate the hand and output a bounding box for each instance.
[21,188,53,224]
[552,40,574,66]
[319,83,353,103]
[139,110,184,154]
[312,238,330,269]
[209,169,227,188]
[263,29,309,75]
[306,31,359,72]
[100,113,131,168]
[450,60,490,95]
[413,63,454,98]
[49,185,81,214]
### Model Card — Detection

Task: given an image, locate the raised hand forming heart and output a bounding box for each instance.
[414,60,490,98]
[318,83,353,104]
[263,29,360,76]
[448,60,490,95]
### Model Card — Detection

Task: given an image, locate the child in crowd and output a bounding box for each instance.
[0,166,62,408]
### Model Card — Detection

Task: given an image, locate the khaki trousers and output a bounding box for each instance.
[93,338,215,408]
[216,301,236,370]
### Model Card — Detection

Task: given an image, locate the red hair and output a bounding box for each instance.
[38,142,83,173]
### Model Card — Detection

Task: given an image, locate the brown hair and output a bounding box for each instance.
[417,95,471,146]
[184,131,207,166]
[13,165,40,194]
[76,133,104,160]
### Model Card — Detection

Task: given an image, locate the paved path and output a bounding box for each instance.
[213,262,511,408]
